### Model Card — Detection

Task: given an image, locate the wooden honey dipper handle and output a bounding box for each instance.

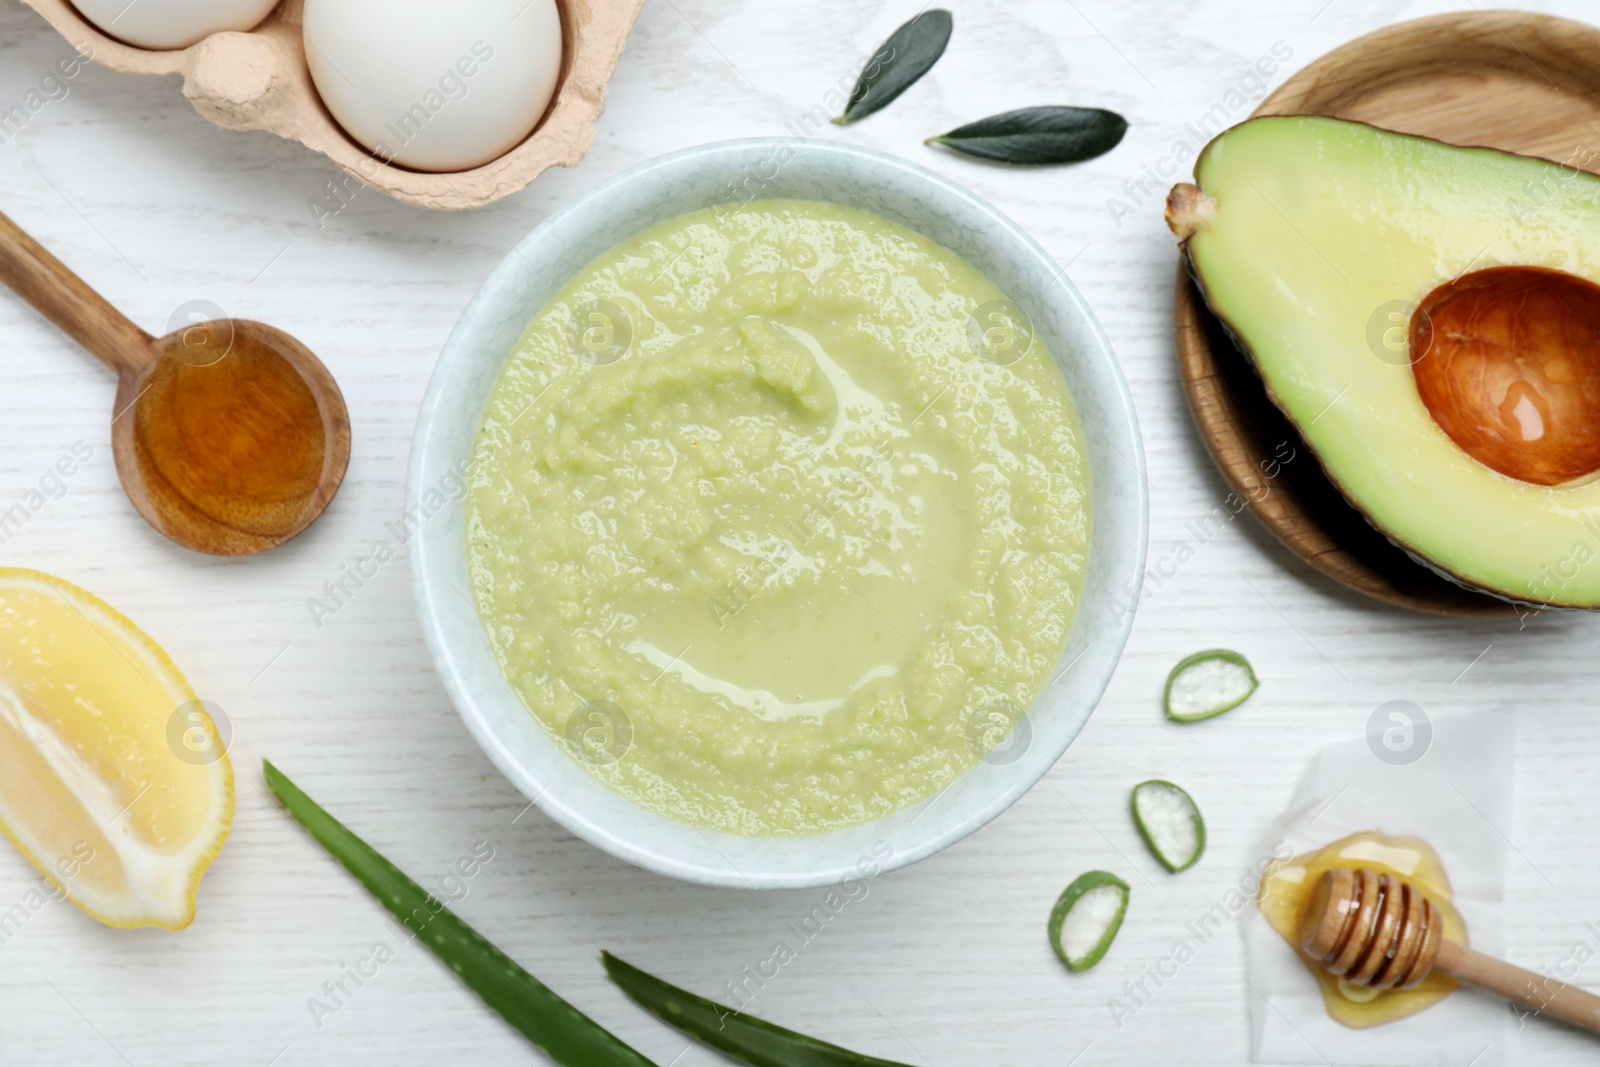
[1433,940,1600,1033]
[1299,868,1600,1036]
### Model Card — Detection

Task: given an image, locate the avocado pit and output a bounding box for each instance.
[1409,266,1600,486]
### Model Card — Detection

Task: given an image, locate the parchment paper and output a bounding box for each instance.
[1244,708,1514,1065]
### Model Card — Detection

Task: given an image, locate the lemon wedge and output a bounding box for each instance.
[0,568,232,929]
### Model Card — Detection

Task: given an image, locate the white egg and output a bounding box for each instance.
[302,0,564,173]
[72,0,279,50]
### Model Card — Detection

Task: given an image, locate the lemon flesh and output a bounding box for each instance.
[0,568,232,929]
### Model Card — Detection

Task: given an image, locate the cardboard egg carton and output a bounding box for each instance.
[20,0,645,209]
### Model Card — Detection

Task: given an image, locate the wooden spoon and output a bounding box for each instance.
[1299,867,1600,1034]
[0,208,349,555]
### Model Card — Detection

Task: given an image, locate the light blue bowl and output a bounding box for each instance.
[409,139,1148,889]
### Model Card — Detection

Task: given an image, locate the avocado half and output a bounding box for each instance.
[1168,115,1600,609]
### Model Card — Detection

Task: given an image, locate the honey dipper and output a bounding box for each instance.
[1298,868,1600,1034]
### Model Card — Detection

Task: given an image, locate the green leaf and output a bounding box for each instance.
[263,760,656,1067]
[926,106,1128,164]
[834,10,952,124]
[603,951,914,1067]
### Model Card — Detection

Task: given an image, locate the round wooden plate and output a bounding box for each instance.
[1174,9,1600,617]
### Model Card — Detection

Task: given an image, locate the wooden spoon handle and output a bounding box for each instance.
[1436,939,1600,1034]
[0,208,154,377]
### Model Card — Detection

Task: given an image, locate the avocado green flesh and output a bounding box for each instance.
[1185,116,1600,608]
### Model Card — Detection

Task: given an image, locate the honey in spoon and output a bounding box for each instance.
[1258,831,1466,1028]
[0,208,349,554]
[118,319,343,550]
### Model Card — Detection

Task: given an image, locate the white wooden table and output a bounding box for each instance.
[2,1,1597,1063]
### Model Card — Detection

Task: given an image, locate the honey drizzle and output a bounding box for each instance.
[1258,831,1466,1028]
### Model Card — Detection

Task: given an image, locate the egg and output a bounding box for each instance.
[72,0,279,49]
[302,0,564,173]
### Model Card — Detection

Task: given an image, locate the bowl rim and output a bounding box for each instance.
[409,137,1148,888]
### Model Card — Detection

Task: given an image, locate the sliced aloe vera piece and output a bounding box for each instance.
[1131,779,1205,873]
[1164,648,1257,722]
[1048,871,1130,972]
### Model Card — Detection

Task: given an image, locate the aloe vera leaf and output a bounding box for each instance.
[263,760,656,1067]
[603,951,913,1067]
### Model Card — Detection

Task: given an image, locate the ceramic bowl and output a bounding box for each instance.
[410,139,1147,888]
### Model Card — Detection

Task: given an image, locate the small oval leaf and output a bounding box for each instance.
[835,10,953,125]
[927,106,1128,164]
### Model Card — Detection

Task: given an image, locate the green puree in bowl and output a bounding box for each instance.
[467,199,1090,835]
